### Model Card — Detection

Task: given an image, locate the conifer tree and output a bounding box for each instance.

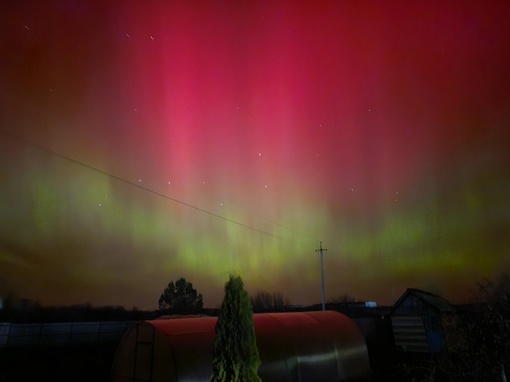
[158,277,203,314]
[211,275,261,382]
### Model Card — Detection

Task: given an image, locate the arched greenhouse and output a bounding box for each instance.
[111,310,370,381]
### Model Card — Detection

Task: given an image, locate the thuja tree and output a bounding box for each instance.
[211,275,261,382]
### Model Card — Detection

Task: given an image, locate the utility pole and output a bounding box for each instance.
[315,242,327,311]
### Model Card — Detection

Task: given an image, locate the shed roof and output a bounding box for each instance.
[391,288,455,314]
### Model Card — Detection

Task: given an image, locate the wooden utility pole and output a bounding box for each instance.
[315,242,327,311]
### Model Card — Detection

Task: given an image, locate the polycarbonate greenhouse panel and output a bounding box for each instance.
[111,311,370,382]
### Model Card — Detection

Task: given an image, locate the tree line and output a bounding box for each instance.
[158,277,295,315]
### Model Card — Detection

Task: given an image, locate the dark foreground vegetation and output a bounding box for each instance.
[0,342,117,382]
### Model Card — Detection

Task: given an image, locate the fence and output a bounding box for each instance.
[0,321,135,348]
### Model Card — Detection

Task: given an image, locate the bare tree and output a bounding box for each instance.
[413,274,510,382]
[328,293,356,303]
[251,291,290,312]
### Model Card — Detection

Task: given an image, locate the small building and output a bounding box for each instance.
[390,288,455,353]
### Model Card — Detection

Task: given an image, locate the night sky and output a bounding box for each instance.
[1,1,509,310]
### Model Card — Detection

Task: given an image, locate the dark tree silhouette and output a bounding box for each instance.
[251,290,290,312]
[328,293,356,303]
[158,277,203,314]
[211,275,261,382]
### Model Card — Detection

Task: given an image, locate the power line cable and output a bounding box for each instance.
[0,129,313,245]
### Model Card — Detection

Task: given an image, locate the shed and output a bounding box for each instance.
[111,310,370,381]
[390,288,455,353]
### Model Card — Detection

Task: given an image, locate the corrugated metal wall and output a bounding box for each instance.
[0,321,133,347]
